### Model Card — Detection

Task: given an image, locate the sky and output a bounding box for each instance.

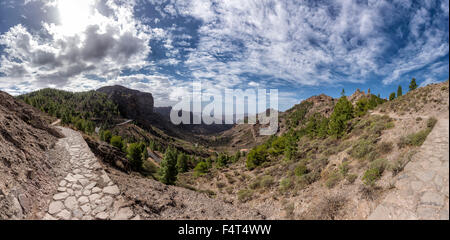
[0,0,448,112]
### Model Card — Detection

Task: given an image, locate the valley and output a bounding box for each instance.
[0,80,448,220]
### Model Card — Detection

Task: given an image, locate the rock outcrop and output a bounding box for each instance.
[97,85,154,120]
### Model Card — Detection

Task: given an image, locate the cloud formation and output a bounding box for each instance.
[0,0,151,92]
[0,0,448,109]
[169,0,448,87]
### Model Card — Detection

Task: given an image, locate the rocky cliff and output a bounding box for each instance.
[97,85,154,120]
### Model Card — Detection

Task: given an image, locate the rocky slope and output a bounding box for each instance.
[179,81,449,220]
[0,91,62,219]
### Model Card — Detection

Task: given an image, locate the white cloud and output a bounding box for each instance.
[0,0,152,91]
[168,0,448,88]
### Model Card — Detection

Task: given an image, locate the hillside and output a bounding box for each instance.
[2,80,448,220]
[0,91,63,219]
[177,81,448,219]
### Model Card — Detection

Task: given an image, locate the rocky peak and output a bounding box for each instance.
[97,85,154,120]
[348,88,369,103]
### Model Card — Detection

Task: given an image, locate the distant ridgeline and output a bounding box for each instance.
[18,88,121,132]
[245,92,387,170]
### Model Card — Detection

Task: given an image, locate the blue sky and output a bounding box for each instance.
[0,0,448,111]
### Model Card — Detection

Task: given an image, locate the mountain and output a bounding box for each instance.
[97,85,154,121]
[178,81,449,220]
[2,80,448,220]
[0,91,62,219]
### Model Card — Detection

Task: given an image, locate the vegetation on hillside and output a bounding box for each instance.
[18,88,120,133]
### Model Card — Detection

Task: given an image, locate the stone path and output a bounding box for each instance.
[368,117,449,220]
[43,127,139,220]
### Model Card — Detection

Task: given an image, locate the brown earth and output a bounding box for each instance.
[0,91,63,219]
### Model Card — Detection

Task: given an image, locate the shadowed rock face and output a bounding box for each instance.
[97,85,154,120]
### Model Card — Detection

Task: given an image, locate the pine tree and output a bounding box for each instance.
[397,86,402,97]
[160,147,178,185]
[127,143,143,171]
[328,96,354,137]
[176,153,188,173]
[409,78,418,91]
[389,92,396,101]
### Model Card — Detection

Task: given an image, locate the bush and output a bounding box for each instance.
[232,151,241,163]
[398,129,431,148]
[260,175,274,188]
[194,161,209,177]
[346,174,357,183]
[102,130,112,143]
[294,163,308,177]
[362,158,387,185]
[216,154,230,168]
[110,135,124,150]
[350,138,376,160]
[377,141,393,154]
[279,178,292,192]
[237,189,253,202]
[427,117,437,129]
[325,171,341,188]
[362,168,381,186]
[246,145,268,170]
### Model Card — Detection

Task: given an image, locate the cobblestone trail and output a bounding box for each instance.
[43,127,139,220]
[368,117,449,220]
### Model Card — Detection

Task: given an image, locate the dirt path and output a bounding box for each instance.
[42,127,139,220]
[368,115,449,220]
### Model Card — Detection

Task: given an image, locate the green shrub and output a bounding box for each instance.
[377,141,393,154]
[362,158,387,185]
[338,162,349,176]
[350,138,376,160]
[362,168,381,186]
[216,154,230,168]
[297,171,320,186]
[102,130,112,143]
[246,145,268,170]
[325,171,341,188]
[427,117,437,129]
[279,178,292,192]
[398,129,431,148]
[194,161,209,177]
[260,175,274,188]
[294,163,308,177]
[232,151,241,163]
[237,189,253,202]
[110,135,124,149]
[249,179,261,190]
[346,174,357,183]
